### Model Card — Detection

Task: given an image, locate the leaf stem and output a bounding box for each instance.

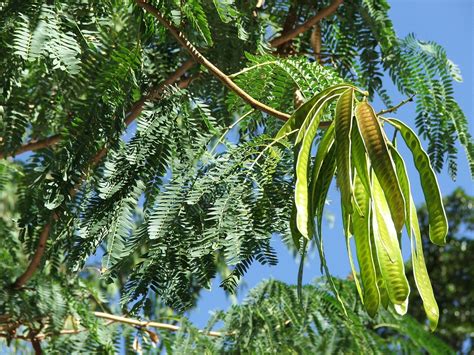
[297,239,308,303]
[377,94,415,116]
[228,61,278,78]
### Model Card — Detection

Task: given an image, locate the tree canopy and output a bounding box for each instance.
[0,0,472,353]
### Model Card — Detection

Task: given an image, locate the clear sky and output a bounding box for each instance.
[187,0,474,327]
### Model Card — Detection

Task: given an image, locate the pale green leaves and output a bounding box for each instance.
[281,84,447,328]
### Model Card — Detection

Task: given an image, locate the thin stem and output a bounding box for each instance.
[12,221,52,289]
[209,109,254,155]
[0,308,228,343]
[377,94,415,116]
[1,60,195,160]
[0,135,61,159]
[248,128,298,170]
[136,1,290,122]
[373,323,401,330]
[93,312,224,337]
[228,61,277,78]
[297,239,308,304]
[310,23,323,64]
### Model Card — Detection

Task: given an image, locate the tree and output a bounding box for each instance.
[0,0,472,353]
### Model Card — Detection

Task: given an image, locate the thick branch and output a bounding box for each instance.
[12,221,52,290]
[136,0,290,121]
[11,62,194,290]
[0,135,60,160]
[310,23,323,64]
[270,0,343,48]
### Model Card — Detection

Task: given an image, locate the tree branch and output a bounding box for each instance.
[136,0,290,122]
[93,312,224,337]
[0,311,224,343]
[0,135,61,160]
[11,61,195,290]
[377,94,415,116]
[269,0,343,48]
[1,60,195,160]
[12,221,53,290]
[310,23,323,64]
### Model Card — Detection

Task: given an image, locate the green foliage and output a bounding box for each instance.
[315,0,474,178]
[164,279,454,354]
[0,0,472,352]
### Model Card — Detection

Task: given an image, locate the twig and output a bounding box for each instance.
[93,312,224,337]
[377,94,415,116]
[269,0,343,48]
[248,128,298,170]
[228,61,278,78]
[0,311,225,344]
[11,61,195,290]
[136,0,290,122]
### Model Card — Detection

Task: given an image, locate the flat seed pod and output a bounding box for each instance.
[351,121,371,196]
[335,89,355,215]
[386,118,448,246]
[388,144,412,238]
[309,122,335,216]
[311,144,336,251]
[386,149,436,320]
[352,174,380,317]
[355,102,405,233]
[290,202,303,251]
[409,197,440,331]
[294,94,339,239]
[308,146,347,314]
[394,299,408,316]
[347,230,364,303]
[372,174,410,305]
[276,84,353,140]
[371,232,390,309]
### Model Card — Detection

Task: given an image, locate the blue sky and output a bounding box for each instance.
[187,0,474,327]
